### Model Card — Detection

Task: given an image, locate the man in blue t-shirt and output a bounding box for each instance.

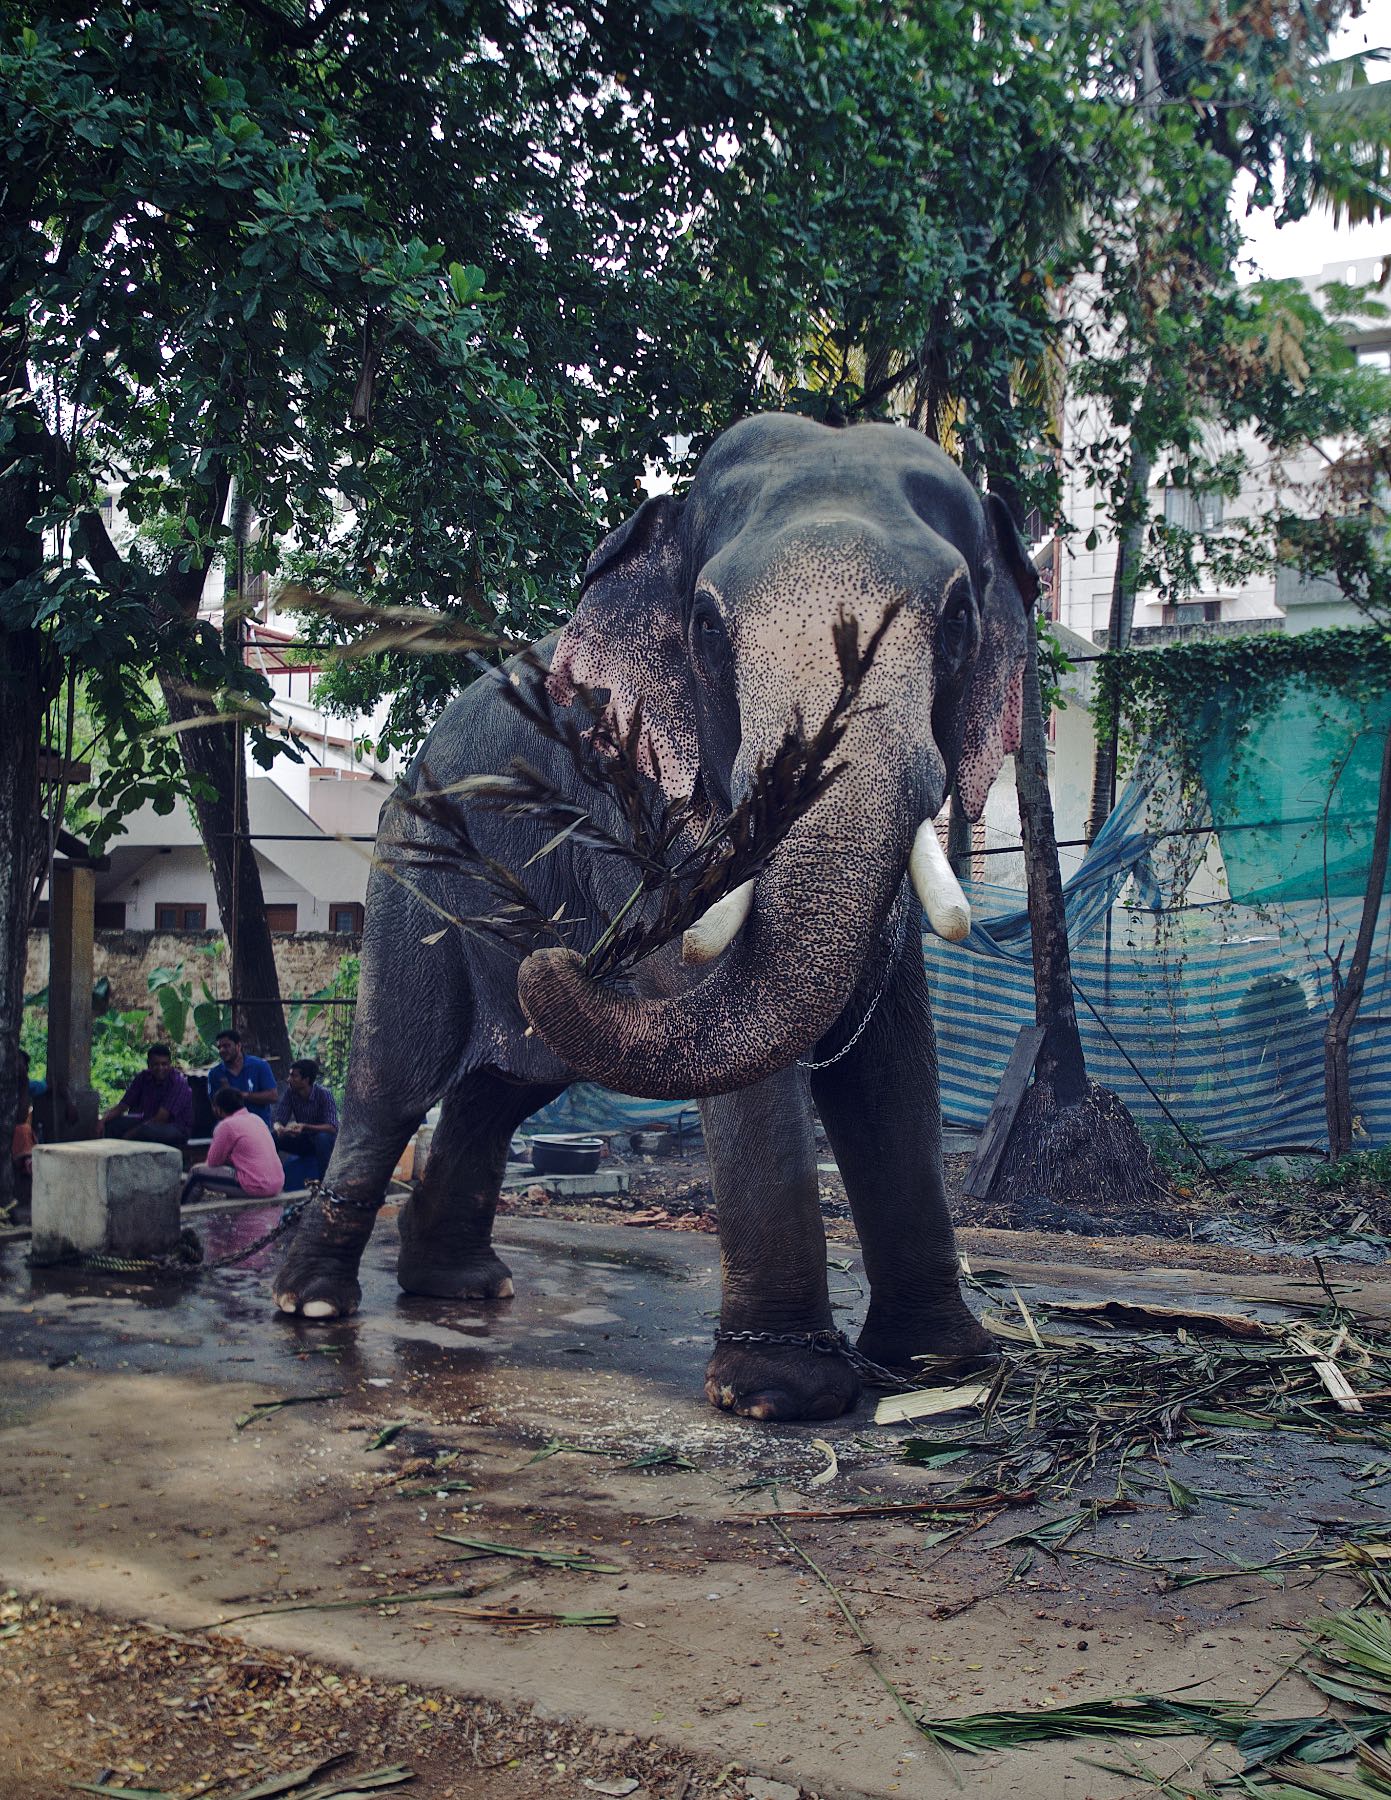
[208,1029,279,1125]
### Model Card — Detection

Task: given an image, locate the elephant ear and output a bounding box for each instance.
[956,493,1038,822]
[546,494,698,797]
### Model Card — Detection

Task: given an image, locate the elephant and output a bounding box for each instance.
[272,411,1037,1422]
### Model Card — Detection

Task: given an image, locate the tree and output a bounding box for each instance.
[7,0,1384,1213]
[765,0,1391,1202]
[0,0,843,1185]
[1090,276,1391,1162]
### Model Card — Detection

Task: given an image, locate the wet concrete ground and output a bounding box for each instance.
[1,1203,1388,1799]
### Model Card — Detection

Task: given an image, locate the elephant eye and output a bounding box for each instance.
[938,589,977,674]
[691,601,731,675]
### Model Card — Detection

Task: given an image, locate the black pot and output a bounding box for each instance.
[530,1134,604,1176]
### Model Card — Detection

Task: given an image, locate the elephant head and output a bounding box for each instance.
[519,413,1036,1099]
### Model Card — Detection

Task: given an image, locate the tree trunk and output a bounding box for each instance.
[981,464,1158,1217]
[990,611,1160,1217]
[159,669,292,1077]
[1324,717,1391,1160]
[1089,440,1152,838]
[1015,608,1089,1105]
[0,487,48,1207]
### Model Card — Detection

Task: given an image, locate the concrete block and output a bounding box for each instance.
[30,1141,183,1266]
[501,1169,631,1198]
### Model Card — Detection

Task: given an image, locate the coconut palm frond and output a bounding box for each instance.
[384,604,902,983]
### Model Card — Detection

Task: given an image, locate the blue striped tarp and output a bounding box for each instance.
[530,776,1391,1152]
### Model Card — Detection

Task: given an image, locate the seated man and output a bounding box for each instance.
[208,1028,278,1126]
[180,1088,284,1207]
[101,1044,193,1149]
[273,1058,339,1184]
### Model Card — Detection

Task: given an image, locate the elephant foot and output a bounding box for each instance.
[271,1197,373,1321]
[856,1300,999,1380]
[704,1337,861,1422]
[397,1247,515,1301]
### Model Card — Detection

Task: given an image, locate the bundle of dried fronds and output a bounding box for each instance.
[384,601,901,981]
[381,769,578,959]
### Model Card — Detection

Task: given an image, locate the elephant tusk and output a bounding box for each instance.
[681,879,756,966]
[909,820,971,942]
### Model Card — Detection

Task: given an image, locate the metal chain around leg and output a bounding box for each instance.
[712,1327,924,1391]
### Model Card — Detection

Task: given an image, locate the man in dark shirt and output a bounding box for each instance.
[273,1058,339,1184]
[102,1045,194,1148]
[208,1029,279,1126]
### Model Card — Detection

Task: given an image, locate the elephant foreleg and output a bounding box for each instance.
[701,1068,860,1422]
[809,927,997,1374]
[397,1071,562,1299]
[272,1088,422,1321]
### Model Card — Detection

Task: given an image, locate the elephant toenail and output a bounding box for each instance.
[302,1299,338,1318]
[275,1294,298,1313]
[493,1277,515,1299]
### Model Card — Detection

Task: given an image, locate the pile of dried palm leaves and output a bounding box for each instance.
[890,1277,1391,1518]
[877,1284,1391,1789]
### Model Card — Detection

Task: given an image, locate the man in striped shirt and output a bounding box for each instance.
[273,1058,339,1183]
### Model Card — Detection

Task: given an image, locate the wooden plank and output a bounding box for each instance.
[37,751,93,784]
[962,1024,1046,1199]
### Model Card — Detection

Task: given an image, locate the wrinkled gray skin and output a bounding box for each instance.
[273,414,1035,1421]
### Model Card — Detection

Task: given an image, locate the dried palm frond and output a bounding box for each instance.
[383,601,901,980]
[277,582,523,661]
[380,769,578,958]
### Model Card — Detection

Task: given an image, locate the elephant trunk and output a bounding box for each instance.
[516,785,911,1100]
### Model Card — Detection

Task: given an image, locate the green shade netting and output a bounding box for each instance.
[1197,679,1391,903]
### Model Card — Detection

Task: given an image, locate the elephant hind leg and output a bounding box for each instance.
[397,1070,563,1300]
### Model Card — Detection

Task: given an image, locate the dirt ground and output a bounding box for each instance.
[507,1138,1389,1278]
[0,1597,724,1800]
[1,1154,1389,1800]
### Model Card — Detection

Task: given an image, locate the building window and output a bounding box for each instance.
[94,902,126,930]
[156,902,207,931]
[265,904,298,934]
[1161,600,1222,626]
[1163,486,1224,532]
[329,902,365,935]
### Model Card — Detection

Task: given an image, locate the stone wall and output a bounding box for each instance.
[26,929,358,1041]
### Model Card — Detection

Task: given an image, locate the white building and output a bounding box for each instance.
[89,612,400,937]
[1054,255,1390,647]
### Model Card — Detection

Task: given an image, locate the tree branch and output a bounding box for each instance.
[235,0,356,52]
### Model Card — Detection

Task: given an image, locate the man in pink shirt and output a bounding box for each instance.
[180,1088,284,1206]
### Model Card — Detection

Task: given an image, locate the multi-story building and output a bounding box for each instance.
[1055,255,1389,648]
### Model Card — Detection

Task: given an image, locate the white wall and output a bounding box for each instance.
[1055,257,1390,644]
[101,846,319,932]
[92,770,391,931]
